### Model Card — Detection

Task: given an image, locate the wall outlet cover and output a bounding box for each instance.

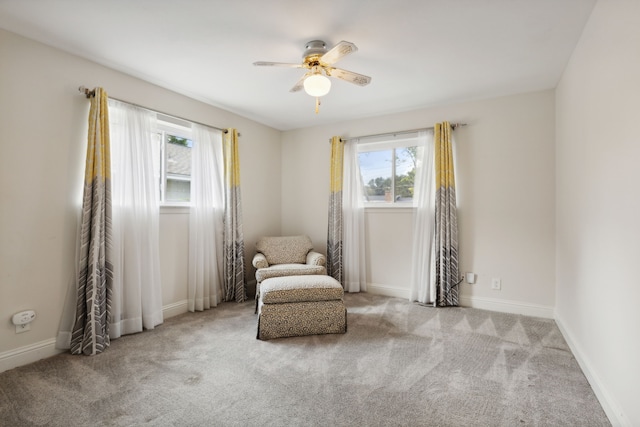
[15,323,31,334]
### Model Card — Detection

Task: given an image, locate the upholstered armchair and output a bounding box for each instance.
[252,235,327,307]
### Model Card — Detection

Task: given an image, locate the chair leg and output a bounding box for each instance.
[254,282,260,314]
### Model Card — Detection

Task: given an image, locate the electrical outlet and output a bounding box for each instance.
[15,323,30,334]
[491,277,501,290]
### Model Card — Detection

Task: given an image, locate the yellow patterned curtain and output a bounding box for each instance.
[327,136,344,283]
[434,122,459,306]
[223,129,246,302]
[70,87,113,355]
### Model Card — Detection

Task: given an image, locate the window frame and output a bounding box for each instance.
[157,116,193,206]
[356,132,423,208]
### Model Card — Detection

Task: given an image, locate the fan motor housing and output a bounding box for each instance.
[303,40,328,58]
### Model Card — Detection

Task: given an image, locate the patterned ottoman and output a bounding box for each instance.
[257,275,347,340]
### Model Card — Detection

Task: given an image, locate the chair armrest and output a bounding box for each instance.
[306,250,326,267]
[252,253,269,269]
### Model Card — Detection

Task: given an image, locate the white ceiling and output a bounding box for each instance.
[0,0,596,131]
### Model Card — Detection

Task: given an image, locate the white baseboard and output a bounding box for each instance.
[459,295,554,319]
[555,314,624,427]
[162,299,189,319]
[0,338,63,374]
[0,299,191,374]
[365,283,410,299]
[366,284,554,319]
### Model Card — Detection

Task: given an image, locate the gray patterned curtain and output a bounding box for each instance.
[223,129,246,302]
[434,122,459,306]
[327,136,344,283]
[70,87,113,355]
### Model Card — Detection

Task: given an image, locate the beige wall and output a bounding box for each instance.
[0,29,281,366]
[555,1,640,425]
[281,90,557,316]
[1,6,636,423]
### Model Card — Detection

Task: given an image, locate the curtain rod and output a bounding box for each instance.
[78,86,234,135]
[332,123,467,143]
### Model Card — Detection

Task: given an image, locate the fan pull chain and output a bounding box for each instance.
[315,97,320,114]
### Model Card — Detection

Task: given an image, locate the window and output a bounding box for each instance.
[357,133,421,205]
[157,116,193,204]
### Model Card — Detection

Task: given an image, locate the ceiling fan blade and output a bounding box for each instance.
[289,73,308,92]
[329,68,372,86]
[320,41,358,65]
[253,61,304,68]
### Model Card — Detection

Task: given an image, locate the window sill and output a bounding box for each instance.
[364,205,414,214]
[160,205,190,215]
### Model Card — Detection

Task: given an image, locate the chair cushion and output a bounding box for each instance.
[256,235,314,265]
[255,264,326,283]
[260,275,343,304]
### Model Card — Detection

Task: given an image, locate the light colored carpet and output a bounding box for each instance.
[0,293,609,426]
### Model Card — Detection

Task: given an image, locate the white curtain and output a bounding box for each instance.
[188,124,224,311]
[410,130,436,304]
[108,99,163,337]
[342,139,367,292]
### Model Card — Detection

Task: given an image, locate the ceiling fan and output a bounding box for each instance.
[254,40,372,113]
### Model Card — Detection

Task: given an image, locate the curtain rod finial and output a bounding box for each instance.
[78,86,94,98]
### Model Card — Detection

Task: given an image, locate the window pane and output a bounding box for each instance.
[395,146,417,203]
[165,134,192,203]
[166,179,191,202]
[359,150,392,202]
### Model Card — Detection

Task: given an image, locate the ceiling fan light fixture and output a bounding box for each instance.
[304,74,331,97]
